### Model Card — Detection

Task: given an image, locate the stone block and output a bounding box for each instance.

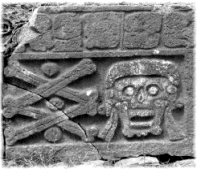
[53,13,82,52]
[30,13,52,34]
[114,156,160,167]
[163,12,194,48]
[123,12,162,49]
[2,3,194,167]
[84,12,122,49]
[15,12,83,52]
[28,32,54,52]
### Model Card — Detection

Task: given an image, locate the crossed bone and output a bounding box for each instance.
[3,59,98,145]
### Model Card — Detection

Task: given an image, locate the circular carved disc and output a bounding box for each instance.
[41,62,60,77]
[34,14,51,33]
[3,18,12,35]
[49,97,65,109]
[44,126,62,143]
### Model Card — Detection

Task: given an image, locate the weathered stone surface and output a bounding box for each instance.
[15,11,83,52]
[38,5,153,13]
[53,13,82,52]
[84,12,122,49]
[123,12,162,49]
[41,62,60,77]
[114,156,159,167]
[28,32,54,52]
[44,126,62,143]
[2,3,194,166]
[163,12,194,48]
[30,13,52,33]
[6,143,100,166]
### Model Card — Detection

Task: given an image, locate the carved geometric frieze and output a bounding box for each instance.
[123,12,162,49]
[162,12,194,48]
[84,12,123,49]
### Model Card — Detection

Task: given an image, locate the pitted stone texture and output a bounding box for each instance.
[44,126,62,143]
[163,12,194,48]
[15,12,83,52]
[28,32,54,52]
[123,12,162,49]
[53,13,82,52]
[38,5,153,13]
[84,12,122,49]
[49,97,65,109]
[30,14,52,33]
[41,62,60,77]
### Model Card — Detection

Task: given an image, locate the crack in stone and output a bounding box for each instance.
[90,143,102,160]
[3,82,68,118]
[76,122,102,159]
[4,82,102,149]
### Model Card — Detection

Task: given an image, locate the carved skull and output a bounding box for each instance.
[105,59,180,138]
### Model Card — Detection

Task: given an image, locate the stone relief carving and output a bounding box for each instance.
[3,58,186,145]
[2,4,194,165]
[3,59,98,145]
[97,59,185,141]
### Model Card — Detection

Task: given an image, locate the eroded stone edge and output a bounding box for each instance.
[5,140,194,163]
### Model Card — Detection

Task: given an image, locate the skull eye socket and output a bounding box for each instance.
[147,84,160,96]
[123,86,135,96]
[167,85,177,94]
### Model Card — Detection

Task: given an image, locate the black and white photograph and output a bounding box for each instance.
[1,0,196,168]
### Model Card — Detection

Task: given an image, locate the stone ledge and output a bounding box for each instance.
[11,49,191,60]
[6,140,194,162]
[38,5,153,13]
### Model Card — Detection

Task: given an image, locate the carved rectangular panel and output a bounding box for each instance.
[3,4,194,164]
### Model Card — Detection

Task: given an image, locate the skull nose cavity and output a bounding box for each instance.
[137,89,145,103]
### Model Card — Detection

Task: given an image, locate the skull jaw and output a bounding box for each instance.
[122,125,162,138]
[120,108,164,138]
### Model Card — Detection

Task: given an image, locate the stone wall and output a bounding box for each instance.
[2,3,194,166]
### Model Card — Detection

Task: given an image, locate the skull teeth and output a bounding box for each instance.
[124,126,162,138]
[130,121,153,128]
